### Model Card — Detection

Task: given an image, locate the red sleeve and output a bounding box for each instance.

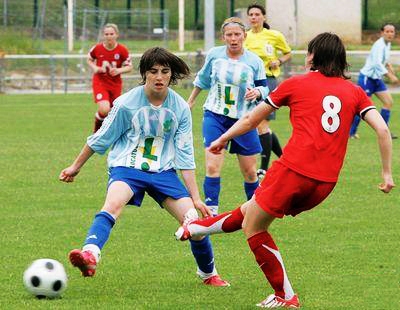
[119,45,131,66]
[267,77,295,108]
[88,44,97,60]
[355,85,376,117]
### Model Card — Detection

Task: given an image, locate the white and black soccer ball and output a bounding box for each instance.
[23,258,68,299]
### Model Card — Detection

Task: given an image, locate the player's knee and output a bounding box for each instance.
[242,168,258,182]
[205,161,222,176]
[98,101,111,116]
[102,200,124,218]
[241,222,251,238]
[382,100,393,109]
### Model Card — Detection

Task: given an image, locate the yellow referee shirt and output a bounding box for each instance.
[245,28,291,78]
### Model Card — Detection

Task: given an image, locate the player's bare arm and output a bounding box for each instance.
[187,86,202,109]
[385,63,399,84]
[180,169,212,217]
[363,109,395,193]
[244,88,261,101]
[208,102,276,155]
[59,144,95,183]
[109,63,133,77]
[87,57,105,74]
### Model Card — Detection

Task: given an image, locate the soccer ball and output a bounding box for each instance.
[23,259,68,298]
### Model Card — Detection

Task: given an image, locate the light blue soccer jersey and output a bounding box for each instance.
[194,46,268,119]
[87,86,195,172]
[360,37,391,79]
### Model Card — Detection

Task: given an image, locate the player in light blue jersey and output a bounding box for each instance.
[59,47,229,287]
[350,23,398,139]
[188,17,269,216]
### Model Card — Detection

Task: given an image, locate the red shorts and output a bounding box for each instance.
[92,79,122,106]
[254,161,336,218]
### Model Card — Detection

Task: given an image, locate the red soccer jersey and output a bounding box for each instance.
[88,43,131,87]
[267,71,375,182]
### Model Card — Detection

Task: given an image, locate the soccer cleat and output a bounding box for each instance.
[69,249,97,277]
[256,294,300,308]
[257,169,266,180]
[203,275,230,287]
[349,133,360,139]
[175,224,192,241]
[391,132,398,139]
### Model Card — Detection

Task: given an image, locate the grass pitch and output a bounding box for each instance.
[0,91,398,309]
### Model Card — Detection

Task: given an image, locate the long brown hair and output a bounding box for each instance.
[308,32,350,79]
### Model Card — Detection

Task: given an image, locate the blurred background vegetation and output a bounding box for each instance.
[1,0,400,54]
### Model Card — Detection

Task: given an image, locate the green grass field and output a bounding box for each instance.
[0,91,399,309]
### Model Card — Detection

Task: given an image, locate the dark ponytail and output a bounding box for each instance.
[247,3,270,29]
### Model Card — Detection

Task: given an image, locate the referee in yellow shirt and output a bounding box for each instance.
[244,3,292,178]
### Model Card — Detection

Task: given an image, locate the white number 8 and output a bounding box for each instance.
[321,95,341,133]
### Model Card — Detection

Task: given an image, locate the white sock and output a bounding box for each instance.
[196,266,218,280]
[82,244,101,263]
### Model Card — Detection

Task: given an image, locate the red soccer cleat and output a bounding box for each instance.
[256,294,300,308]
[69,249,97,277]
[203,275,230,287]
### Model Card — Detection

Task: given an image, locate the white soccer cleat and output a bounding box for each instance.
[256,294,300,308]
[175,224,192,241]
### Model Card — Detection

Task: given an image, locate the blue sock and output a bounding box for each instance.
[380,108,391,124]
[203,176,221,213]
[189,236,214,274]
[83,211,115,250]
[350,115,361,136]
[244,180,259,200]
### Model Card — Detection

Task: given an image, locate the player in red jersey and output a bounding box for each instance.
[88,23,132,132]
[175,33,395,308]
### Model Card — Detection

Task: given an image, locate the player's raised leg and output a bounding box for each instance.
[175,205,245,241]
[69,181,133,277]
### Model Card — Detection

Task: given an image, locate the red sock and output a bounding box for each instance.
[221,206,244,232]
[188,207,244,236]
[247,231,294,299]
[94,112,106,132]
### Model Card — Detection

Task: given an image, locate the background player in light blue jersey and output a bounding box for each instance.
[59,47,229,287]
[350,23,398,139]
[188,17,269,216]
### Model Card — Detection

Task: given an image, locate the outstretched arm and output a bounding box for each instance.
[209,102,276,154]
[363,109,395,193]
[59,144,95,183]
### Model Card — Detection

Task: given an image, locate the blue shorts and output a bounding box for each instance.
[108,166,189,207]
[358,73,387,97]
[202,110,261,156]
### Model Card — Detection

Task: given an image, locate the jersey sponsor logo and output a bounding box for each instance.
[163,119,172,132]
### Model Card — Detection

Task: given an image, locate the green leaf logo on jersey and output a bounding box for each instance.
[240,71,248,82]
[163,119,172,132]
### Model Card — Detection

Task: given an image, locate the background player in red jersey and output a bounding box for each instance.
[88,23,132,132]
[175,33,395,308]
